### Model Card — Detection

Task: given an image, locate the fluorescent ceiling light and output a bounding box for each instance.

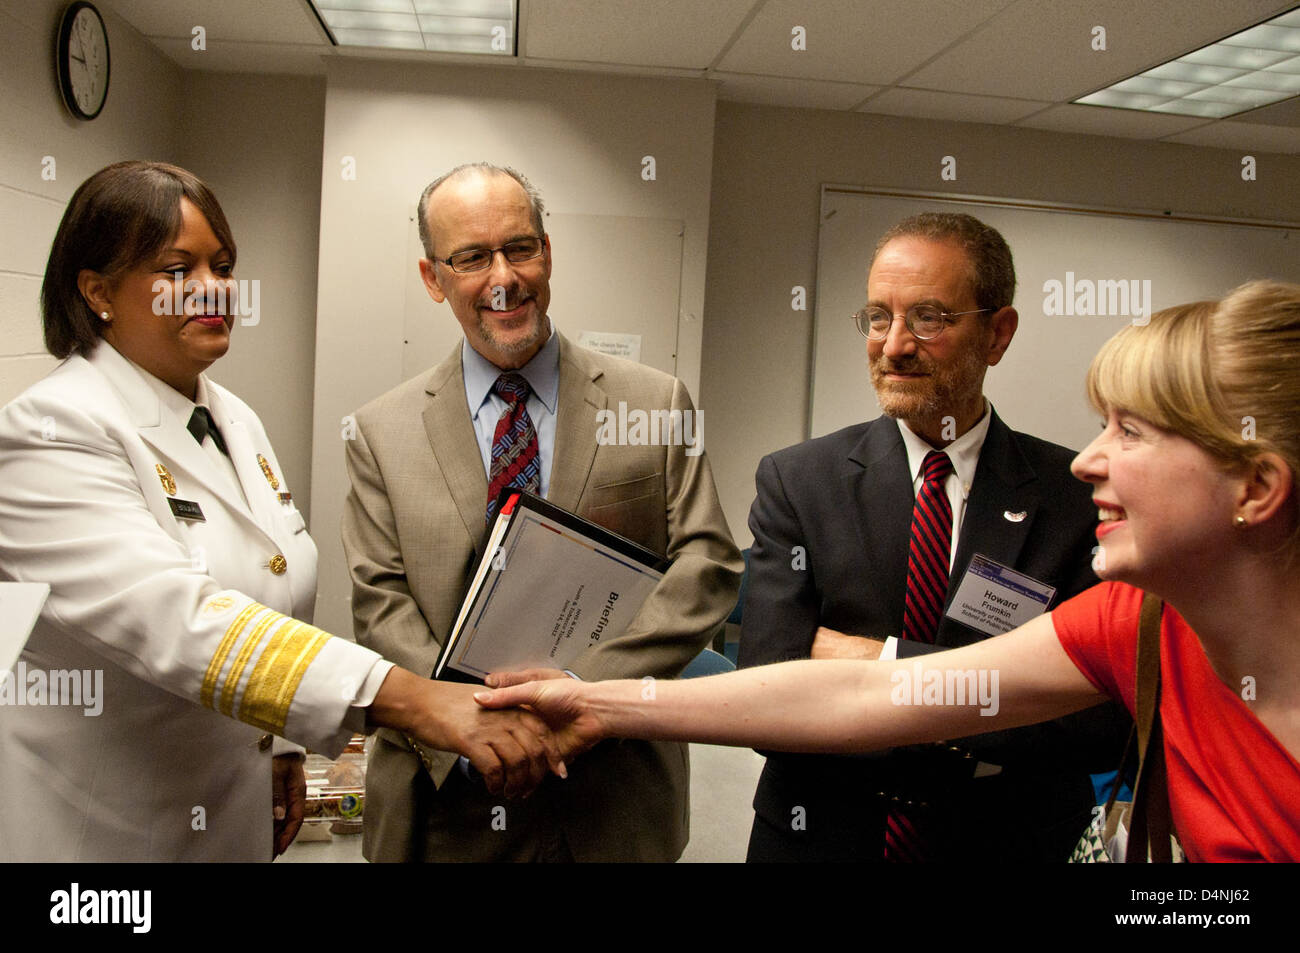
[1074,6,1300,118]
[311,0,515,55]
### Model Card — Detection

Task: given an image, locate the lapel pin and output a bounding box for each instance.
[156,463,176,496]
[257,453,280,491]
[1004,510,1027,523]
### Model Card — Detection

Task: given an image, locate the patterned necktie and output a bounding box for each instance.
[486,373,540,521]
[187,406,228,456]
[886,449,954,862]
[902,450,954,644]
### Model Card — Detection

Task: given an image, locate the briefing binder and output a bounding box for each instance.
[433,489,667,684]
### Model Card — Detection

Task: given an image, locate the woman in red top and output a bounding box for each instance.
[481,280,1300,862]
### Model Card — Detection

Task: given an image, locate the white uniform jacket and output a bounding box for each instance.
[0,343,384,861]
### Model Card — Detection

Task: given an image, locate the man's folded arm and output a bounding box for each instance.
[889,535,1128,771]
[736,452,822,670]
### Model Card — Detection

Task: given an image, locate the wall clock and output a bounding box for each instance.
[56,1,110,120]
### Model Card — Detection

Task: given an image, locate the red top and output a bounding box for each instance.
[1053,581,1300,862]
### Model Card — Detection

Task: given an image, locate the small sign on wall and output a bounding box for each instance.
[576,330,642,364]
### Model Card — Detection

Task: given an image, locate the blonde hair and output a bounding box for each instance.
[1086,279,1300,552]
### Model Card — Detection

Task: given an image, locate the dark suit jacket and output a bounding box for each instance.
[737,410,1129,862]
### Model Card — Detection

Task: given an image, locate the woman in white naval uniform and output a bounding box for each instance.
[0,162,560,861]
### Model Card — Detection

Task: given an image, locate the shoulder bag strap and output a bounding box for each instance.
[1126,591,1174,862]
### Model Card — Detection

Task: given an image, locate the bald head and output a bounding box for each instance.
[415,165,554,370]
[417,163,545,258]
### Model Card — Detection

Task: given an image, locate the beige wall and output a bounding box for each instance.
[309,60,718,638]
[0,4,324,523]
[10,8,1300,627]
[0,0,181,402]
[701,101,1300,546]
[177,72,326,523]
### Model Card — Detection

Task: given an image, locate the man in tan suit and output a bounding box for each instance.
[343,163,742,862]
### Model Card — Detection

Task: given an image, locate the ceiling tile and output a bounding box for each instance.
[98,0,1300,154]
[712,72,880,109]
[1163,120,1300,153]
[107,0,329,45]
[523,0,756,68]
[716,0,1011,85]
[144,37,329,74]
[860,88,1051,124]
[1017,102,1211,139]
[1230,94,1300,126]
[520,58,702,79]
[904,0,1294,100]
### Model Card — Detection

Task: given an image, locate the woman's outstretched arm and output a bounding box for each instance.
[476,613,1108,758]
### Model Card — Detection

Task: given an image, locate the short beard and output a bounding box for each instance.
[870,345,987,428]
[478,309,548,356]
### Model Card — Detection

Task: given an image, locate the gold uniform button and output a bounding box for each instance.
[268,554,287,575]
[258,734,273,751]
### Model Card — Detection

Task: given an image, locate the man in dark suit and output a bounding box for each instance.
[738,212,1127,862]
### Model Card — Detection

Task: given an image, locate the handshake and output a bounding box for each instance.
[370,666,605,798]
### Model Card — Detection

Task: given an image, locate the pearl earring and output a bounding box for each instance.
[1235,515,1247,528]
[100,311,111,322]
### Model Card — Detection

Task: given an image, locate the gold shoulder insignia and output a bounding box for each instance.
[257,453,280,490]
[156,463,176,496]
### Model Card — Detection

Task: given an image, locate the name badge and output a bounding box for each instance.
[168,498,206,522]
[944,553,1055,637]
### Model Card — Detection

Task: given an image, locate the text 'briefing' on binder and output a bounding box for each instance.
[433,490,667,684]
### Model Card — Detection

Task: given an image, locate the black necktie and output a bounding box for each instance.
[188,406,228,456]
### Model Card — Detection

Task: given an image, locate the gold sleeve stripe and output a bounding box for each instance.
[272,627,331,729]
[238,618,330,735]
[201,601,264,710]
[235,615,302,731]
[248,616,310,714]
[219,607,286,717]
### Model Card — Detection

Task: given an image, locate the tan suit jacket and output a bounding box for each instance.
[342,333,742,861]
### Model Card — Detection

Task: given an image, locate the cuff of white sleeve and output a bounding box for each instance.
[279,639,389,758]
[271,737,305,758]
[343,657,397,734]
[879,637,899,661]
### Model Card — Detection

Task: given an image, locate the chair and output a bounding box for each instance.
[682,647,736,679]
[713,547,750,664]
[727,547,751,625]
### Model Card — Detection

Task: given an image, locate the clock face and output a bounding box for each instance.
[57,2,110,120]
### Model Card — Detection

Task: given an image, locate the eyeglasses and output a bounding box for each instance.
[432,237,545,274]
[853,304,992,341]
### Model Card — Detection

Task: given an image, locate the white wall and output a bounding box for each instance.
[0,5,324,524]
[309,59,718,638]
[11,6,1300,630]
[701,101,1300,546]
[177,71,326,522]
[0,0,181,402]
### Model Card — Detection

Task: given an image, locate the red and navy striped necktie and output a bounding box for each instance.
[486,373,540,521]
[902,449,954,643]
[886,449,953,862]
